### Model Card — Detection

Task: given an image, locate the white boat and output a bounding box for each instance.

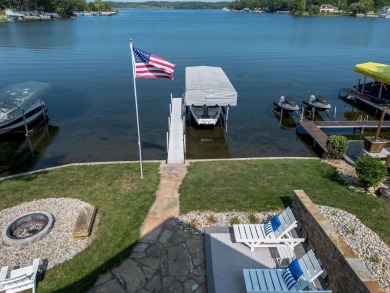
[189,105,222,125]
[0,81,50,135]
[274,96,299,112]
[184,66,237,126]
[303,95,331,110]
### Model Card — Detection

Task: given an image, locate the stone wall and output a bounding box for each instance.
[292,190,385,293]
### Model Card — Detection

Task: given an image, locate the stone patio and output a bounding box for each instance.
[90,218,206,293]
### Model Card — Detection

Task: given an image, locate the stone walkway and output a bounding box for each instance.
[90,163,207,293]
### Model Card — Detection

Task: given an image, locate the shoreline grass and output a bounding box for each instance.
[179,159,390,245]
[0,163,160,292]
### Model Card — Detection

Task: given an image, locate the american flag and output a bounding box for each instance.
[132,47,175,80]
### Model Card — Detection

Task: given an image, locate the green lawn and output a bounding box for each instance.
[179,159,390,245]
[2,158,390,292]
[0,163,160,293]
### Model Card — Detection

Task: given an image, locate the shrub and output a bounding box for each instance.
[188,217,199,228]
[370,254,380,263]
[205,214,217,224]
[355,155,387,188]
[229,216,241,225]
[326,135,349,159]
[248,213,259,224]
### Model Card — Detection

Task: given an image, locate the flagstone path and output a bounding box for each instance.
[89,162,207,293]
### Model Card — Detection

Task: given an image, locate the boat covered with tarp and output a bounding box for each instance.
[0,81,50,135]
[184,66,237,126]
[353,62,390,100]
[274,96,299,112]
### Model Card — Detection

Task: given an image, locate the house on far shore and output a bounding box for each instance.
[378,6,390,17]
[5,9,25,20]
[320,4,339,13]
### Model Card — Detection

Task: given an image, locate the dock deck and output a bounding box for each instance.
[299,121,329,153]
[314,120,390,129]
[298,119,390,154]
[167,97,185,164]
[340,88,390,112]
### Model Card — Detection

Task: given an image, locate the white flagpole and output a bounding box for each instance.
[130,39,144,178]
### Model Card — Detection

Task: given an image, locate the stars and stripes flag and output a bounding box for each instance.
[132,46,175,80]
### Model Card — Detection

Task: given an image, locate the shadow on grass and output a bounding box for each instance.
[280,196,292,207]
[40,241,138,293]
[49,217,207,292]
[0,163,161,293]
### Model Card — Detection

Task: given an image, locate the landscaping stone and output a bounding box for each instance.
[167,243,192,276]
[112,259,146,292]
[93,279,126,293]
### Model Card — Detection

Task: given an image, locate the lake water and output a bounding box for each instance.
[1,10,390,175]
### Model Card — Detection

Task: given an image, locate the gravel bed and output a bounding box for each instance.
[178,206,389,292]
[317,205,390,292]
[176,210,277,234]
[0,198,93,270]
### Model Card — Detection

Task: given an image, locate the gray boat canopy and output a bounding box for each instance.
[184,66,237,106]
[0,81,50,123]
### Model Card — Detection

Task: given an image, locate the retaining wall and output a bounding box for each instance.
[292,190,385,293]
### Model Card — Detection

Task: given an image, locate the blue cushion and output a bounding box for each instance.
[264,221,273,236]
[288,259,303,280]
[271,215,281,231]
[282,268,297,290]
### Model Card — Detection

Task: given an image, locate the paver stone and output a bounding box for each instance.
[167,243,192,276]
[147,244,163,258]
[145,275,162,292]
[111,259,146,292]
[184,279,199,292]
[93,279,126,293]
[186,239,204,254]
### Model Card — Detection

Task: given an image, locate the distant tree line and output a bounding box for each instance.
[110,1,230,9]
[228,0,390,14]
[0,0,114,17]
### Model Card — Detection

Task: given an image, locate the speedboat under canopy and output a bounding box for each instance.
[0,81,50,123]
[184,66,237,106]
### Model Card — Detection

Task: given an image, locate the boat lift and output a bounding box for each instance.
[0,81,50,137]
[183,66,237,138]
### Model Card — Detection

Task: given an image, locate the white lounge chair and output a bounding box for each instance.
[243,250,331,293]
[0,258,40,293]
[233,207,304,251]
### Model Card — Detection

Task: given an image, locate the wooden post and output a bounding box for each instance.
[40,98,47,120]
[280,108,283,125]
[374,107,390,141]
[22,109,29,137]
[378,83,383,100]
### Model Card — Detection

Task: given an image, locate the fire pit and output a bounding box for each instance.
[2,211,54,246]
